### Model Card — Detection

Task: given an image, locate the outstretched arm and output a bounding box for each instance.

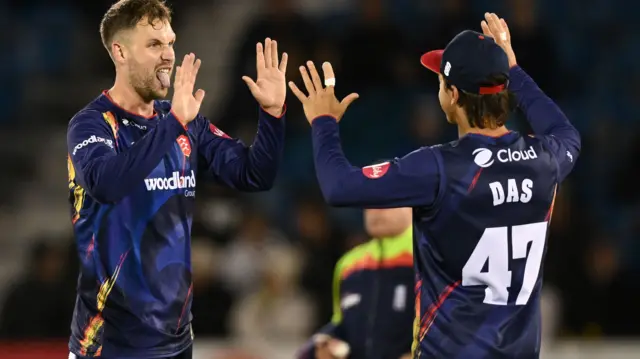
[195,109,285,191]
[288,61,441,208]
[312,117,441,207]
[482,12,580,182]
[196,37,289,190]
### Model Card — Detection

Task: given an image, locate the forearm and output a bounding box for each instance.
[508,66,580,148]
[81,114,185,202]
[237,108,286,190]
[311,117,440,208]
[311,116,360,205]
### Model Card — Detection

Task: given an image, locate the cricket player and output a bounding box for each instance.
[66,0,288,358]
[289,13,580,359]
[297,207,414,359]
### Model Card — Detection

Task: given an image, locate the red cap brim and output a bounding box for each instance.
[420,50,444,73]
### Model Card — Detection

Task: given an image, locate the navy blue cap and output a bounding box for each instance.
[420,30,510,94]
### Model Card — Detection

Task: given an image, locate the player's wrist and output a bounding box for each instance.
[169,109,190,130]
[262,104,285,118]
[506,50,517,68]
[309,114,338,125]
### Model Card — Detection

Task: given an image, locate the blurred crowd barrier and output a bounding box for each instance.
[2,339,640,359]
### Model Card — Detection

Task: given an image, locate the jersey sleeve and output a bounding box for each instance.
[195,107,285,191]
[311,117,441,208]
[67,110,185,203]
[509,65,581,182]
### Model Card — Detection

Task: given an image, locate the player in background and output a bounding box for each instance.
[66,0,288,358]
[296,207,414,359]
[289,12,580,359]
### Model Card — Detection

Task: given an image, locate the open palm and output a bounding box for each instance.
[242,38,288,117]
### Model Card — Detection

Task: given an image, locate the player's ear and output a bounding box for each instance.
[450,85,460,106]
[111,42,127,64]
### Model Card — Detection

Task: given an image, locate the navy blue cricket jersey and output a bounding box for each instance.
[66,91,285,358]
[310,66,580,359]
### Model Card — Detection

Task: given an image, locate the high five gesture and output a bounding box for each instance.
[171,53,205,126]
[242,38,288,117]
[480,12,517,68]
[289,61,359,124]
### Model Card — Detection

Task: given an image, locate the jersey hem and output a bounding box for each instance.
[69,338,192,359]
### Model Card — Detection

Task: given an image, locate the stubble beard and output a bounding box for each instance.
[129,63,168,103]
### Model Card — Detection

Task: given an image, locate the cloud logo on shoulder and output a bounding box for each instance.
[144,170,196,197]
[473,146,538,168]
[72,135,114,155]
[473,148,494,167]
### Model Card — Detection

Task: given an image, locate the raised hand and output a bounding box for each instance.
[480,12,517,68]
[288,61,359,124]
[171,53,205,125]
[242,38,288,117]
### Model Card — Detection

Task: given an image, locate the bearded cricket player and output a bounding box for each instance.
[66,0,288,358]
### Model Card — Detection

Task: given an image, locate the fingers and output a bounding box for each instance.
[321,62,335,94]
[264,38,272,68]
[299,65,316,95]
[181,53,194,81]
[242,76,260,95]
[340,93,359,110]
[176,53,201,92]
[480,20,493,37]
[493,15,507,42]
[288,81,308,102]
[279,52,288,73]
[484,13,505,42]
[306,61,324,92]
[256,42,265,72]
[500,18,511,40]
[194,89,205,105]
[271,39,279,69]
[191,58,202,83]
[184,54,201,92]
[174,65,182,88]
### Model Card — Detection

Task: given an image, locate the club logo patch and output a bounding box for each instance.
[209,123,231,139]
[177,135,191,156]
[362,162,391,179]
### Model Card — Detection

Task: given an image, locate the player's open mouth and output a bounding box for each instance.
[156,68,171,88]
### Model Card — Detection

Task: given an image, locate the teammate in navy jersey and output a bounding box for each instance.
[66,1,288,358]
[289,12,580,359]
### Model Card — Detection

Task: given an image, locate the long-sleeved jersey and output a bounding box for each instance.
[297,227,414,359]
[66,91,285,358]
[310,66,580,359]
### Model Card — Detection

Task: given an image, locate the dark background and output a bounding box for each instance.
[0,0,638,351]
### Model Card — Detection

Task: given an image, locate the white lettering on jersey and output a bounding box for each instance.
[462,222,548,306]
[473,146,538,168]
[489,178,533,206]
[144,170,196,197]
[72,135,114,155]
[496,146,538,163]
[121,118,147,130]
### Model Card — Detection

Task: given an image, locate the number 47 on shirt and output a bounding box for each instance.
[462,221,548,306]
